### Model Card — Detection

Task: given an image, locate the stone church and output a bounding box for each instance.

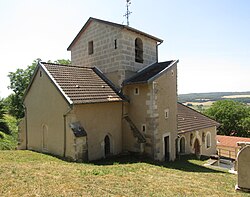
[18,17,218,161]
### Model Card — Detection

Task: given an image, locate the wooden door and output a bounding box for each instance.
[104,135,111,157]
[194,138,200,155]
[164,136,170,161]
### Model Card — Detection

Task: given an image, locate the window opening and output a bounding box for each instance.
[141,124,146,133]
[135,38,143,63]
[114,39,117,49]
[206,132,211,148]
[134,87,139,95]
[164,109,169,119]
[88,41,94,55]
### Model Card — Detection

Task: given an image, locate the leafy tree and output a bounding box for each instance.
[7,59,71,119]
[0,99,10,134]
[8,60,38,118]
[205,100,250,137]
[53,59,71,65]
[241,117,250,136]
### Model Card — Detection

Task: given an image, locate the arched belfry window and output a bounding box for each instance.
[135,38,143,63]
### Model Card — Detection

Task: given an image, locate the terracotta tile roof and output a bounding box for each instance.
[177,103,220,133]
[123,60,176,85]
[41,62,124,104]
[216,135,250,148]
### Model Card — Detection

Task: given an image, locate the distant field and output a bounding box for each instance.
[183,101,214,106]
[222,95,250,99]
[0,151,246,197]
[179,91,250,107]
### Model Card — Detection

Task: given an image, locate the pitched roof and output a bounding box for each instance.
[67,17,163,50]
[216,135,250,148]
[123,60,178,85]
[177,103,220,134]
[39,62,124,104]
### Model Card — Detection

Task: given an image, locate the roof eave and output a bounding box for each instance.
[178,125,219,134]
[147,59,179,83]
[73,99,125,105]
[123,81,148,86]
[67,17,163,51]
[124,26,163,42]
[67,17,93,51]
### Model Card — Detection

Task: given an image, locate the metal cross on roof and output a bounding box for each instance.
[124,0,132,26]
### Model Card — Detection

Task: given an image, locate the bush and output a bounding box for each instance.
[0,131,17,150]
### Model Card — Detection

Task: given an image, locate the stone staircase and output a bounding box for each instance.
[124,116,146,143]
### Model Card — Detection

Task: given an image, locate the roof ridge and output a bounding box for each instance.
[41,62,93,69]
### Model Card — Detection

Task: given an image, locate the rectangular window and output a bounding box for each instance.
[88,41,94,55]
[164,109,169,119]
[141,124,146,133]
[114,39,117,49]
[134,87,139,95]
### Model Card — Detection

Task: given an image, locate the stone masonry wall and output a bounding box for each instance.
[71,21,121,72]
[70,20,158,86]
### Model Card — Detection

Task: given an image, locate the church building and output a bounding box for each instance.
[18,17,215,162]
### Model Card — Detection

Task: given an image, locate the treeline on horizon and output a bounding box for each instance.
[178,91,250,104]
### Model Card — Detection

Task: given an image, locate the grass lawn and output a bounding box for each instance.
[0,151,249,197]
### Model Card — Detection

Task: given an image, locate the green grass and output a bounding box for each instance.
[0,151,249,196]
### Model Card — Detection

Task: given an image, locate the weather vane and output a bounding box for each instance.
[124,0,132,26]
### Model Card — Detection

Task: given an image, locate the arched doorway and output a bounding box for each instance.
[104,135,111,157]
[194,138,200,156]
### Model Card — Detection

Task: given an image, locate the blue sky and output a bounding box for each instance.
[0,0,249,97]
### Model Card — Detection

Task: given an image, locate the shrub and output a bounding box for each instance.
[0,131,17,150]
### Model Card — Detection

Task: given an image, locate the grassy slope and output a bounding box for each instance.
[0,115,18,150]
[0,151,249,197]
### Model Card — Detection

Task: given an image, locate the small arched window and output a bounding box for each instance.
[42,125,48,151]
[190,133,193,146]
[206,132,211,148]
[180,137,185,153]
[135,38,143,63]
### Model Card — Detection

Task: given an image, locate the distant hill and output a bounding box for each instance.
[178,91,250,104]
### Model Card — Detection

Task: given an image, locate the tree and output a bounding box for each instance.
[0,99,10,134]
[8,60,38,118]
[53,59,71,65]
[205,100,250,137]
[7,59,71,119]
[241,117,250,136]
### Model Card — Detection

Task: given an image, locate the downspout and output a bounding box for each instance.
[156,41,163,62]
[152,82,156,159]
[24,105,28,149]
[63,104,73,158]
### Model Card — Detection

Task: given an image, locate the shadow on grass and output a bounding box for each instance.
[91,154,226,173]
[29,150,226,173]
